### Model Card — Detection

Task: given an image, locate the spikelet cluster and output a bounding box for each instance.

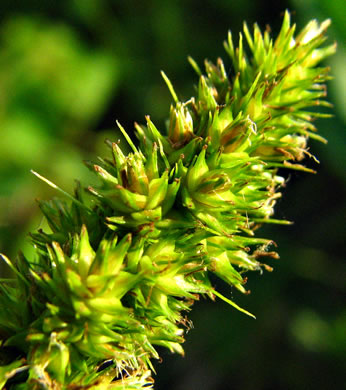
[0,11,335,389]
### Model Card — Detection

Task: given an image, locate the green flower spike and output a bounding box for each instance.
[86,125,180,235]
[0,11,335,389]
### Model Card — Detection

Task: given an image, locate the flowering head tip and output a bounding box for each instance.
[0,11,334,389]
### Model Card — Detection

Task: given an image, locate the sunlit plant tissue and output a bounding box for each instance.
[0,11,335,390]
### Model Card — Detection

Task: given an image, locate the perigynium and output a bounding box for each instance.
[0,11,335,389]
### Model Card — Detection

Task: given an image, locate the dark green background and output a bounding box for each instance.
[0,1,345,389]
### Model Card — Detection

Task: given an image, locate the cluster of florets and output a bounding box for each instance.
[0,11,334,390]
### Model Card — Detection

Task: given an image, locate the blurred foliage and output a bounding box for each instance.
[0,0,344,389]
[0,13,119,259]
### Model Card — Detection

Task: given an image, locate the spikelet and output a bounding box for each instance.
[0,11,335,389]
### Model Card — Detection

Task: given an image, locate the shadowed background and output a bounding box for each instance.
[0,1,345,389]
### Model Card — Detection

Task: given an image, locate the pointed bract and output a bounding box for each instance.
[0,12,334,389]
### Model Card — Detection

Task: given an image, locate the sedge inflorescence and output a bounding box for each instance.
[0,11,335,389]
